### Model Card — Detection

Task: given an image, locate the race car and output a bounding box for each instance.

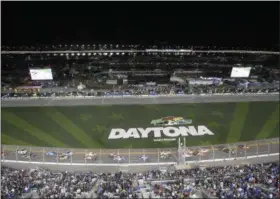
[197,151,207,156]
[109,152,120,158]
[58,155,69,160]
[21,153,36,159]
[85,152,97,161]
[215,146,225,150]
[137,155,149,161]
[85,155,97,161]
[61,151,73,156]
[183,152,193,158]
[192,149,204,156]
[45,151,57,157]
[183,149,194,157]
[199,149,209,153]
[221,147,236,154]
[1,152,6,157]
[151,116,192,126]
[160,150,172,156]
[160,150,172,159]
[113,155,126,162]
[17,149,28,155]
[238,144,250,150]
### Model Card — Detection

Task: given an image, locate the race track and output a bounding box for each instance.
[1,94,279,172]
[2,138,279,172]
[1,93,279,107]
[2,146,178,165]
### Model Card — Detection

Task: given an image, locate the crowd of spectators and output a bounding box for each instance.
[1,45,279,99]
[1,162,279,199]
[1,81,279,100]
[2,44,277,52]
[1,167,98,199]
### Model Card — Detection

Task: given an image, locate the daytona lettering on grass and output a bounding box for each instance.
[108,125,214,139]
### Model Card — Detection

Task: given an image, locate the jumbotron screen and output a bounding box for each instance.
[230,67,251,78]
[29,68,53,80]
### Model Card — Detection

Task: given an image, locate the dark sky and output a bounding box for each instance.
[1,1,279,48]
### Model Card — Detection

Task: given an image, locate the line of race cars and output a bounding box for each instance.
[1,149,37,160]
[1,149,76,161]
[108,150,174,162]
[1,148,174,162]
[45,151,74,161]
[1,149,174,162]
[45,151,100,161]
[182,144,250,158]
[0,145,250,162]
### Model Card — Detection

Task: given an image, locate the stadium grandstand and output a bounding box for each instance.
[1,45,279,199]
[1,45,279,98]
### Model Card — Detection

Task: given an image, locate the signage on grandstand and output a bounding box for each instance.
[108,125,214,139]
[29,68,53,80]
[230,67,251,78]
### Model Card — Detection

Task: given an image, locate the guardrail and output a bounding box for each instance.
[1,160,177,167]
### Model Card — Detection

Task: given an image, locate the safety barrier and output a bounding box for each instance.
[1,160,177,167]
[185,153,279,164]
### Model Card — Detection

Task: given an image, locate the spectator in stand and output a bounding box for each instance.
[1,162,279,199]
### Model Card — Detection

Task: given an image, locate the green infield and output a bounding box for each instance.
[1,101,279,149]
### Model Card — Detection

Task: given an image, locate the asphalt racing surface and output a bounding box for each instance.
[1,94,279,107]
[2,138,279,172]
[2,147,178,164]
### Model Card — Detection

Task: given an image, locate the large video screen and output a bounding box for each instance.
[29,68,53,80]
[230,67,251,78]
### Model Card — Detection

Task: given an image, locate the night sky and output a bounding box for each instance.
[1,1,279,48]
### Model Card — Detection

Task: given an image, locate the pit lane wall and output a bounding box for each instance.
[1,138,279,172]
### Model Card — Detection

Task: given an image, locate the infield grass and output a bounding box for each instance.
[1,101,279,149]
